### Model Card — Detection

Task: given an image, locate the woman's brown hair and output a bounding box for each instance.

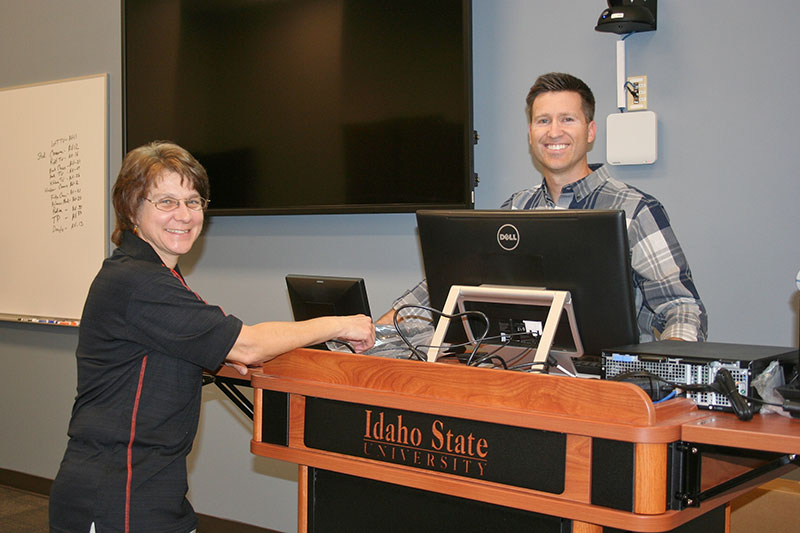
[111,141,209,245]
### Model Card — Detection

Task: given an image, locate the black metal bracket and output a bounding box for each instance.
[670,441,799,509]
[202,374,254,420]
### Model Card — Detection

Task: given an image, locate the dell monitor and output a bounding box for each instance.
[416,209,638,359]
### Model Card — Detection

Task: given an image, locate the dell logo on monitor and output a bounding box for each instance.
[496,224,520,251]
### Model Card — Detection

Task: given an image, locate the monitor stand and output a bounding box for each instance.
[425,285,583,376]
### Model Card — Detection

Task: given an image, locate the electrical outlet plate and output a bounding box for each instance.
[626,75,648,111]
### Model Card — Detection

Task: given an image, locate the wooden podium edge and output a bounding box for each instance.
[252,349,673,426]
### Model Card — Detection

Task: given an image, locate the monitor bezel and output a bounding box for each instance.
[286,274,371,322]
[416,209,639,357]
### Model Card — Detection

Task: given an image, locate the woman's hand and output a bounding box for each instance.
[334,314,376,353]
[223,361,261,376]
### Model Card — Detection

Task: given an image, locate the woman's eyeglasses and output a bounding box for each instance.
[144,197,209,212]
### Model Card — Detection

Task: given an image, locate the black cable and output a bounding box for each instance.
[711,368,752,421]
[509,361,549,372]
[741,393,782,409]
[609,368,760,421]
[327,339,355,353]
[466,330,543,368]
[391,305,547,370]
[610,371,674,401]
[414,332,523,367]
[392,304,490,362]
[473,354,509,369]
[473,332,543,370]
[467,332,515,366]
[609,370,703,391]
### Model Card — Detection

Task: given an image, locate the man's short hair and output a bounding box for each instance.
[525,72,596,123]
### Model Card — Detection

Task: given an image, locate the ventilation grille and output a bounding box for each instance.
[603,357,749,410]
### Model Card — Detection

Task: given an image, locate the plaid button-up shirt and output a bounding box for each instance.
[394,165,707,343]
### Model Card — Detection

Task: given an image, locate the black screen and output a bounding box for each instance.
[286,275,371,321]
[123,0,474,215]
[417,209,639,357]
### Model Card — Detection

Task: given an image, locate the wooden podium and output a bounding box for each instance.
[231,349,800,532]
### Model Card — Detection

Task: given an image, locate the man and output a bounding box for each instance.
[384,72,706,343]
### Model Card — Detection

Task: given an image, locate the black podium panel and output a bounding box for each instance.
[592,438,635,511]
[260,390,289,446]
[304,397,567,493]
[308,468,569,533]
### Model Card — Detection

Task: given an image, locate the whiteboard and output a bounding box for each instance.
[0,74,107,325]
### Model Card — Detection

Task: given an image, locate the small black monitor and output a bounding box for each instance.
[416,209,638,357]
[286,275,371,321]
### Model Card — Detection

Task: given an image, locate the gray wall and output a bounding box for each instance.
[1,1,798,531]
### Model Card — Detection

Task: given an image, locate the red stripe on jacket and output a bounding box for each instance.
[125,355,148,533]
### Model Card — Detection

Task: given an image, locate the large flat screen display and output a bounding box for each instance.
[123,0,474,215]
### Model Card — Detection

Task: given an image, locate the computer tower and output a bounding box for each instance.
[602,341,797,411]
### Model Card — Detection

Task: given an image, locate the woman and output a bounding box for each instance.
[49,141,375,532]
